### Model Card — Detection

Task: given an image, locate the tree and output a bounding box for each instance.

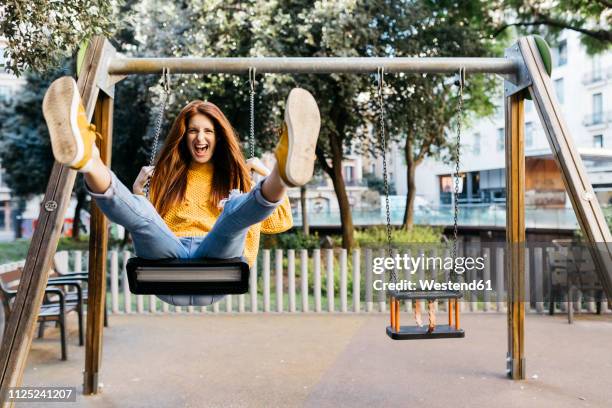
[247,0,381,250]
[361,0,498,231]
[0,1,113,75]
[0,1,143,241]
[492,0,611,54]
[0,62,94,240]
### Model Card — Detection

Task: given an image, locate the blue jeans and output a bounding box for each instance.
[87,171,281,306]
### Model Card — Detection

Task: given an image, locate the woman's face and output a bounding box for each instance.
[186,113,216,164]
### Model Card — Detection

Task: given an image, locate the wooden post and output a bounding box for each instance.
[313,249,321,312]
[326,249,334,312]
[340,249,347,313]
[288,250,296,312]
[110,251,119,313]
[263,250,270,312]
[505,92,526,380]
[83,90,114,395]
[353,249,361,313]
[275,249,283,313]
[250,257,258,313]
[365,248,373,313]
[122,251,131,313]
[300,249,309,312]
[0,37,112,401]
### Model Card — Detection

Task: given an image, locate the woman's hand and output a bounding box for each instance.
[133,166,155,195]
[246,158,270,177]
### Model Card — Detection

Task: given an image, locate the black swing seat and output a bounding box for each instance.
[386,325,465,340]
[387,289,465,340]
[126,257,250,296]
[389,289,463,300]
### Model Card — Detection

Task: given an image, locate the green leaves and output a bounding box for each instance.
[0,1,114,76]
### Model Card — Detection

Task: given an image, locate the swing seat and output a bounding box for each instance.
[387,290,465,340]
[389,289,462,300]
[126,257,250,296]
[386,325,465,340]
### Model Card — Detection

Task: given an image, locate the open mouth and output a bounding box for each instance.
[194,142,209,155]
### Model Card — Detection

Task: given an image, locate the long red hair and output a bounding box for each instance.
[149,100,251,217]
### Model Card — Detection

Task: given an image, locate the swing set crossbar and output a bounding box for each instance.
[108,57,519,75]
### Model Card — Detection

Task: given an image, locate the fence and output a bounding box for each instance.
[1,247,602,316]
[1,247,610,316]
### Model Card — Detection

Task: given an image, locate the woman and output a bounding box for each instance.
[42,76,321,306]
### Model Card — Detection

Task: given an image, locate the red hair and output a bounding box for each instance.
[149,100,251,217]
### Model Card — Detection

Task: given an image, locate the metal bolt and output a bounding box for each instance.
[44,200,58,212]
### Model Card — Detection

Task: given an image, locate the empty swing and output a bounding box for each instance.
[376,67,465,340]
[127,68,260,297]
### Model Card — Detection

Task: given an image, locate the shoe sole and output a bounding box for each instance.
[42,77,84,166]
[283,88,321,187]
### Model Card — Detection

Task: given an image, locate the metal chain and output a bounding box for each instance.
[451,67,465,266]
[376,67,395,285]
[144,67,171,198]
[248,67,256,159]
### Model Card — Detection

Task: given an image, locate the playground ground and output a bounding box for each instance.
[20,312,612,408]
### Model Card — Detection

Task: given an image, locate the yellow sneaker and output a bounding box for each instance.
[274,88,321,187]
[42,76,100,172]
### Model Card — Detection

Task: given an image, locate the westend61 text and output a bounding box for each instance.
[372,253,486,275]
[373,279,493,292]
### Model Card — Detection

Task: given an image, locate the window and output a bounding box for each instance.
[554,78,564,104]
[473,133,481,155]
[525,100,533,112]
[343,166,354,182]
[593,93,603,124]
[554,40,567,67]
[594,135,604,148]
[525,122,534,147]
[496,128,504,151]
[592,55,603,81]
[370,163,375,174]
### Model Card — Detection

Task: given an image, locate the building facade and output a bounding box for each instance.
[400,31,612,209]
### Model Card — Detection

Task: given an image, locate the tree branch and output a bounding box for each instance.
[494,19,612,43]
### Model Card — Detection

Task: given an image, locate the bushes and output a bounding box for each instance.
[355,225,442,246]
[261,231,321,251]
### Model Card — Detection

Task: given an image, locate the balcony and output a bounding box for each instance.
[582,68,611,86]
[583,111,611,127]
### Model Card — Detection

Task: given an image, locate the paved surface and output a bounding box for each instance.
[18,313,612,407]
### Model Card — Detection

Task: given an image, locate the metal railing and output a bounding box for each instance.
[583,111,611,127]
[582,68,611,85]
[293,204,587,230]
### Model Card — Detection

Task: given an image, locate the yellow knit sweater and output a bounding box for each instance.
[159,162,293,266]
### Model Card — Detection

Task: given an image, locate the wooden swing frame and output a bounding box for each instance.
[1,35,611,403]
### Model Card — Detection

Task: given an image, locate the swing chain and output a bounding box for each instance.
[248,67,256,159]
[377,67,395,284]
[451,67,465,265]
[144,67,171,198]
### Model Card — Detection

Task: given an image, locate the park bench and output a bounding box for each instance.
[50,253,108,327]
[547,239,606,320]
[0,266,83,360]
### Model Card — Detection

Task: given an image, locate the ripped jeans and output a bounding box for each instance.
[87,171,281,306]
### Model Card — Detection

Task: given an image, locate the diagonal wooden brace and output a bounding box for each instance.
[0,36,115,405]
[520,36,612,302]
